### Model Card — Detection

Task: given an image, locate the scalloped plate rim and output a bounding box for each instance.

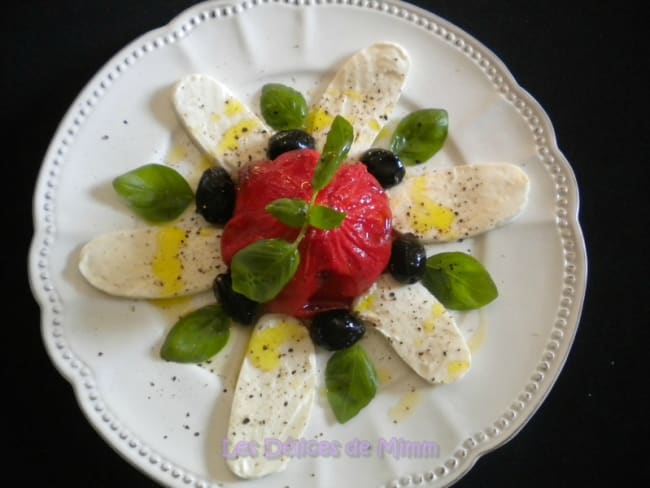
[28,1,587,487]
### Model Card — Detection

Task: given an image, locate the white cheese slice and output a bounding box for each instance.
[353,275,471,384]
[225,314,316,479]
[308,42,410,158]
[388,163,530,243]
[172,73,272,179]
[78,223,224,299]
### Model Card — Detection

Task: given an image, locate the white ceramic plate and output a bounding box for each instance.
[29,1,587,487]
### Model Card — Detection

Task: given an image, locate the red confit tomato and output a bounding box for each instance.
[221,149,392,318]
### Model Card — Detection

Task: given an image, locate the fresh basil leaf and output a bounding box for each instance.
[308,205,346,230]
[230,239,300,303]
[312,115,353,191]
[112,163,193,222]
[389,109,448,165]
[160,304,230,363]
[422,252,498,310]
[266,198,309,229]
[260,83,309,131]
[325,343,378,423]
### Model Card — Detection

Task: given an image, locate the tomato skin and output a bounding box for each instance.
[221,149,392,317]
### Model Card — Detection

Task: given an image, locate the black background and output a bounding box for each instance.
[4,1,648,486]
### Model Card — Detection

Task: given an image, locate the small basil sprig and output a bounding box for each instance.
[231,239,301,303]
[113,163,193,222]
[308,205,346,230]
[231,116,353,302]
[266,198,309,229]
[312,115,354,190]
[266,199,345,231]
[260,83,309,131]
[326,343,378,423]
[389,109,448,165]
[160,304,230,363]
[422,252,498,310]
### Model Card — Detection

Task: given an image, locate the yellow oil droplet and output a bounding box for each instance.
[377,124,393,141]
[306,108,334,134]
[468,311,488,354]
[376,367,393,385]
[447,360,470,380]
[388,390,421,423]
[150,295,193,310]
[423,318,436,334]
[424,302,446,333]
[369,118,382,132]
[197,155,214,174]
[432,302,446,319]
[166,144,188,164]
[354,294,375,313]
[199,226,218,237]
[152,227,186,296]
[225,99,245,117]
[149,295,195,322]
[343,89,364,102]
[218,119,259,153]
[410,176,456,235]
[247,320,308,372]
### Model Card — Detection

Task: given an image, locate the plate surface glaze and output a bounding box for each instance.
[29,1,587,487]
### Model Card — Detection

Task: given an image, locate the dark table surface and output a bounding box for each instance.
[5,1,648,486]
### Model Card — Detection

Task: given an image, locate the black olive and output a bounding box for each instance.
[389,232,427,284]
[310,309,365,351]
[268,129,316,159]
[195,167,236,224]
[359,148,405,188]
[213,272,260,325]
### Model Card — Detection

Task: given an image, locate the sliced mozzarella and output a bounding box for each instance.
[388,163,530,243]
[172,73,272,179]
[308,42,410,158]
[353,275,471,384]
[225,314,316,479]
[78,223,224,299]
